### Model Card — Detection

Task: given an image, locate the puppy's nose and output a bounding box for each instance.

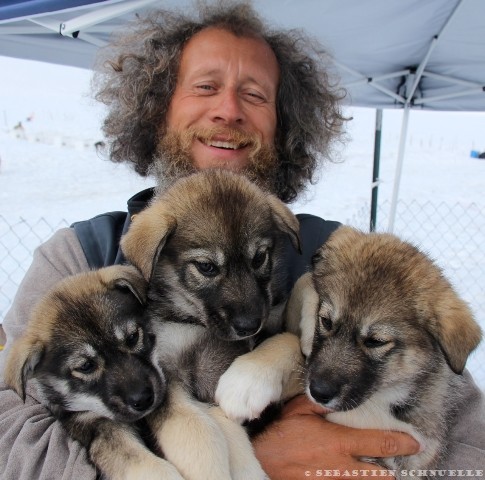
[309,379,340,405]
[232,316,261,338]
[127,387,154,412]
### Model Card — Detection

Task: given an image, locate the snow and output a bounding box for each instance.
[1,55,484,388]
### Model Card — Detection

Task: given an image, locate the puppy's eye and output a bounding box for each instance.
[319,315,333,331]
[194,261,219,277]
[126,329,140,348]
[363,337,391,349]
[74,359,96,375]
[252,249,268,269]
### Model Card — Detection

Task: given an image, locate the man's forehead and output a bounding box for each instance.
[177,27,279,83]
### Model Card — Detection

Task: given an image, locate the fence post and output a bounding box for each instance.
[370,109,383,232]
[388,106,410,233]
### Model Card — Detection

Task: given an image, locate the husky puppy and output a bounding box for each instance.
[5,265,266,480]
[120,169,302,409]
[286,226,482,473]
[4,265,184,480]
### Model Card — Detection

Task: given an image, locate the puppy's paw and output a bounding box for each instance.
[124,456,184,480]
[215,357,283,423]
[231,461,269,480]
[207,405,268,480]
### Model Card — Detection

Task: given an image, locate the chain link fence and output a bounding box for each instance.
[0,216,70,320]
[1,202,484,387]
[347,199,484,320]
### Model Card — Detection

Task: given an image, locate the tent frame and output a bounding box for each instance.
[1,0,484,233]
[353,0,482,231]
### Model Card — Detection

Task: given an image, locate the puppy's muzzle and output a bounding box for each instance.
[107,356,165,421]
[231,314,262,338]
[309,377,342,406]
[126,385,155,412]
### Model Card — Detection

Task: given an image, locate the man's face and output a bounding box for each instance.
[165,27,280,172]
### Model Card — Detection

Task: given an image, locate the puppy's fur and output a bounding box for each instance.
[111,169,307,477]
[4,265,186,480]
[121,169,303,417]
[5,266,267,480]
[286,226,482,472]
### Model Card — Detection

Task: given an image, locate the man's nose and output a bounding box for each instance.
[210,88,245,125]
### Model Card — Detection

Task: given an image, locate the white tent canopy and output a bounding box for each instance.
[1,0,484,229]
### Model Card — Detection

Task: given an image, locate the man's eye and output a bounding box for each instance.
[194,261,219,277]
[196,84,215,93]
[244,91,265,103]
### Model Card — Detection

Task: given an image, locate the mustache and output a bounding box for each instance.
[152,126,278,196]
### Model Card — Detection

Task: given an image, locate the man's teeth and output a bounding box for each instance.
[207,140,239,150]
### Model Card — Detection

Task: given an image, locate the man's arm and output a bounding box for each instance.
[254,376,485,480]
[0,228,97,479]
[441,371,485,471]
[253,395,420,480]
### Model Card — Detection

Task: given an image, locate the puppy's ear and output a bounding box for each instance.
[4,338,44,402]
[284,273,319,357]
[267,195,301,253]
[100,265,148,305]
[120,204,177,281]
[429,294,482,374]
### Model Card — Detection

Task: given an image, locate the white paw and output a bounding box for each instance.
[215,358,283,423]
[231,461,270,480]
[124,456,184,480]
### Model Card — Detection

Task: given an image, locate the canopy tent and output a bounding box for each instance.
[1,0,484,230]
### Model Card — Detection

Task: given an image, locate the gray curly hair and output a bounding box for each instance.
[94,0,347,203]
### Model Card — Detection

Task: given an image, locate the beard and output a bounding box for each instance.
[149,126,279,196]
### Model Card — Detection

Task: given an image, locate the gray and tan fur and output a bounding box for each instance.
[120,169,302,410]
[5,170,306,480]
[4,265,183,480]
[119,169,307,476]
[285,226,482,474]
[4,265,266,480]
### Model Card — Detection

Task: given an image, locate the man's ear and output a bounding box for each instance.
[267,195,301,253]
[120,204,177,281]
[99,265,148,305]
[4,338,44,402]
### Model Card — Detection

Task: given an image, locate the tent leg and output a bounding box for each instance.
[370,109,383,232]
[387,106,410,233]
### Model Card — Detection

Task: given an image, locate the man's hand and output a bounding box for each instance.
[252,395,421,480]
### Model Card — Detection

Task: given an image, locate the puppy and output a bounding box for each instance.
[4,265,184,480]
[286,226,482,473]
[5,265,263,480]
[120,169,304,438]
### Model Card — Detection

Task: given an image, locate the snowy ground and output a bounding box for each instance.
[1,55,485,387]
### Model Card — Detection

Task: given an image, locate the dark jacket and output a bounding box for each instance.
[72,188,341,293]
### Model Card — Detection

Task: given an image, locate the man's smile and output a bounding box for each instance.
[205,139,245,150]
[201,137,250,150]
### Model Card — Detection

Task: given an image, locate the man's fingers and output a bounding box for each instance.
[282,396,421,459]
[338,429,421,458]
[282,394,330,417]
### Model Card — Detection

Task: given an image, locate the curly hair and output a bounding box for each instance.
[93,0,347,203]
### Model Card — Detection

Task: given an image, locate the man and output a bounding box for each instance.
[1,2,483,479]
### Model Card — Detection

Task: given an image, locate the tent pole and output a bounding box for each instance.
[59,0,161,36]
[387,106,410,233]
[370,109,382,232]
